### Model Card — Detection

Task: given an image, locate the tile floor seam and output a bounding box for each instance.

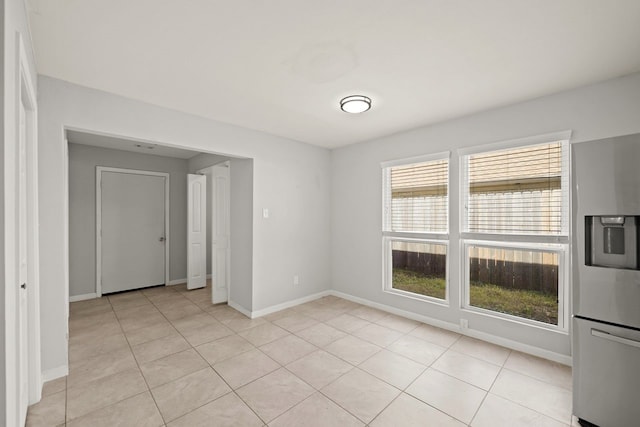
[486,382,572,426]
[228,389,269,426]
[500,365,573,391]
[51,289,574,427]
[407,329,462,351]
[395,348,476,425]
[315,379,374,425]
[291,326,346,348]
[369,391,472,427]
[444,342,509,368]
[193,340,257,366]
[323,336,384,367]
[130,293,169,425]
[402,386,474,427]
[279,359,348,393]
[467,383,492,426]
[142,286,233,423]
[364,389,404,426]
[428,363,496,393]
[159,390,245,426]
[266,392,323,426]
[477,391,573,427]
[64,293,139,423]
[374,318,421,336]
[210,346,282,388]
[321,366,403,425]
[468,354,508,426]
[138,290,235,424]
[354,341,428,392]
[67,390,153,426]
[113,292,166,425]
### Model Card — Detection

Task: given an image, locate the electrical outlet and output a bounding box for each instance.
[460,318,469,329]
[293,275,299,286]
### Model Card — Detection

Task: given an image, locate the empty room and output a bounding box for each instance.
[2,1,640,426]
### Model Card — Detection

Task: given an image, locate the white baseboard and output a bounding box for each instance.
[228,299,252,318]
[69,293,98,302]
[329,290,572,366]
[251,290,331,319]
[42,365,68,383]
[168,278,187,286]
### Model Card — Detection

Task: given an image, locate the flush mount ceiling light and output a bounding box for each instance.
[340,95,371,114]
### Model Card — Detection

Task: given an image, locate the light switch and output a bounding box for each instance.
[262,208,269,219]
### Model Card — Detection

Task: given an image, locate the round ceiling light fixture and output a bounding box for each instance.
[340,95,372,114]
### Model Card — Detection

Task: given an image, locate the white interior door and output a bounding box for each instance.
[211,163,230,303]
[18,96,29,427]
[100,170,167,294]
[188,174,207,290]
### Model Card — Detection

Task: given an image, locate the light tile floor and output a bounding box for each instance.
[27,284,577,426]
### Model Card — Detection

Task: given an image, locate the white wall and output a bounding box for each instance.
[2,0,39,423]
[229,158,254,310]
[331,72,640,358]
[68,143,189,297]
[38,76,332,376]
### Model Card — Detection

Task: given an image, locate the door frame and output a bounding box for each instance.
[95,166,170,296]
[4,31,42,425]
[197,161,231,303]
[196,166,215,290]
[19,32,43,409]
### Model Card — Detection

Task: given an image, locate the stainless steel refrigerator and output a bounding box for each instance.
[572,133,640,427]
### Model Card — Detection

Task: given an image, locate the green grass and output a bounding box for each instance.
[392,269,447,300]
[469,282,558,325]
[392,268,558,325]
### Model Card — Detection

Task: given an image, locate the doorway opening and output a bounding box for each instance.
[65,129,253,308]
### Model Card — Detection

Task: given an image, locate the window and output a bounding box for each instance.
[461,136,570,328]
[382,153,449,302]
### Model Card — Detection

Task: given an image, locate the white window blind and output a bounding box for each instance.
[383,158,449,233]
[462,141,569,235]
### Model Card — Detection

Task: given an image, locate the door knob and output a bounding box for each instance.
[20,283,26,289]
[159,237,166,242]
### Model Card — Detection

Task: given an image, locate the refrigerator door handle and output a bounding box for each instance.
[591,328,640,349]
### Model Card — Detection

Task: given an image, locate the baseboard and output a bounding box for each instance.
[168,278,187,286]
[251,290,331,319]
[42,365,68,383]
[228,299,252,318]
[69,293,98,302]
[329,290,573,366]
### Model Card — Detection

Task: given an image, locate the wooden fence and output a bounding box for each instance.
[392,250,558,295]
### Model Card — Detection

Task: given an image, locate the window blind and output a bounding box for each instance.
[463,141,568,235]
[383,158,449,233]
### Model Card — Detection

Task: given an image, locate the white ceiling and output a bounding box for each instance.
[66,130,201,159]
[28,1,640,148]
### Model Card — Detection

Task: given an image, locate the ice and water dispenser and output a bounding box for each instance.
[585,215,640,270]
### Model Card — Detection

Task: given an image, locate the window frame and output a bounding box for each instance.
[458,131,571,332]
[383,236,450,305]
[461,239,569,330]
[381,151,451,304]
